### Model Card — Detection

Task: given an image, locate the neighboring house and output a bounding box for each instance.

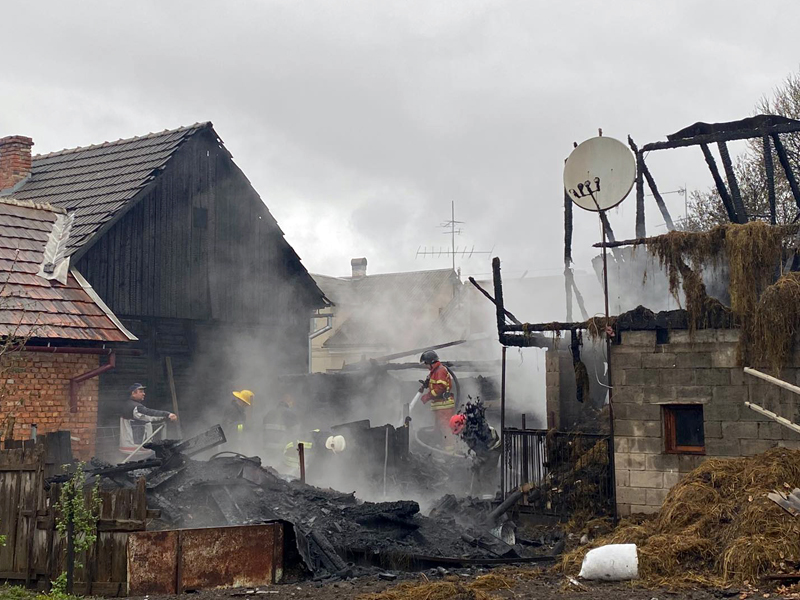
[0,127,325,431]
[310,259,461,372]
[0,198,135,458]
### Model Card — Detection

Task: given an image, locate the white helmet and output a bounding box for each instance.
[325,435,346,453]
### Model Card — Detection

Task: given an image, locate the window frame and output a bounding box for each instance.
[663,404,706,455]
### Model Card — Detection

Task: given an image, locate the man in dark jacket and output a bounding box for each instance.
[119,383,176,458]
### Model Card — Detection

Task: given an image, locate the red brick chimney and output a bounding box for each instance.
[0,136,34,191]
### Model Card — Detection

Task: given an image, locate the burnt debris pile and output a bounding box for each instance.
[85,426,557,579]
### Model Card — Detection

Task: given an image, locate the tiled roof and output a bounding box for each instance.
[0,199,136,342]
[6,123,211,255]
[312,268,459,349]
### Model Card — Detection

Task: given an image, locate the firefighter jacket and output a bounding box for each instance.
[421,361,455,411]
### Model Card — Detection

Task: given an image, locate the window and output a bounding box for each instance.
[663,404,705,454]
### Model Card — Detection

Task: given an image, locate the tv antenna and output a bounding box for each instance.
[415,201,493,272]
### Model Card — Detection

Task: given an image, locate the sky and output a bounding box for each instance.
[2,0,798,281]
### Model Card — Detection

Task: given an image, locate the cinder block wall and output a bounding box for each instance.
[0,352,100,459]
[612,328,800,516]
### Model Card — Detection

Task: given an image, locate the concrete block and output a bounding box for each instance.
[782,428,800,441]
[624,403,662,421]
[670,342,718,354]
[614,437,631,453]
[722,421,758,439]
[613,387,644,404]
[778,440,800,450]
[644,386,674,404]
[705,438,741,456]
[627,437,663,454]
[630,504,660,515]
[615,469,630,487]
[623,369,661,386]
[611,353,642,369]
[620,330,656,347]
[617,503,631,517]
[704,421,722,439]
[758,422,784,440]
[740,439,778,456]
[629,470,663,488]
[692,329,720,343]
[712,347,738,368]
[729,370,746,386]
[616,420,661,438]
[678,454,706,472]
[545,372,559,386]
[668,331,692,344]
[661,369,696,385]
[705,402,740,421]
[717,329,741,343]
[645,453,679,472]
[616,486,647,504]
[663,471,684,489]
[642,353,677,369]
[646,488,670,506]
[712,386,747,404]
[676,353,712,369]
[673,386,713,401]
[616,453,646,471]
[695,369,731,386]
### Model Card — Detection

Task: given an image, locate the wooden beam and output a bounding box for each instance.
[700,143,739,223]
[629,136,674,230]
[468,277,522,325]
[770,133,800,211]
[642,121,800,152]
[717,140,747,223]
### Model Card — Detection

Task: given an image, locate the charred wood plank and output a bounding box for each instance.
[629,136,674,230]
[643,121,800,151]
[172,424,226,457]
[635,150,646,238]
[700,143,739,223]
[492,257,507,338]
[717,140,748,223]
[468,277,522,325]
[45,459,162,484]
[771,133,800,211]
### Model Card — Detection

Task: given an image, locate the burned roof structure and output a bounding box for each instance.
[0,124,326,441]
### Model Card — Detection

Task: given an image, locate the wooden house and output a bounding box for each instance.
[0,125,325,436]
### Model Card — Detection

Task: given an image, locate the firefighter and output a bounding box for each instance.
[419,350,456,449]
[450,409,501,496]
[224,389,253,437]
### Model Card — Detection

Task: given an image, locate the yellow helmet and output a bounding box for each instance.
[233,390,254,405]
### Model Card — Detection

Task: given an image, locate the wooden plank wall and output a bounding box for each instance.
[0,437,145,596]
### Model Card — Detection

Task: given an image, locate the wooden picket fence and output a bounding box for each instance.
[0,434,146,596]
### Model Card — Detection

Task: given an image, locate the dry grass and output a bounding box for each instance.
[750,272,800,371]
[357,573,517,600]
[561,448,800,587]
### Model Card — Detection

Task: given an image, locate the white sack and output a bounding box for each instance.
[578,543,639,581]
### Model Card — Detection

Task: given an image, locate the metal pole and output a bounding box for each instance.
[451,201,456,273]
[121,424,165,464]
[383,427,389,498]
[298,443,306,484]
[599,209,618,523]
[500,345,507,501]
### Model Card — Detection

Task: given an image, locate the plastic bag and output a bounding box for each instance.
[578,543,639,581]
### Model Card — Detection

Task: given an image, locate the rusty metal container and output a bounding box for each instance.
[128,523,284,595]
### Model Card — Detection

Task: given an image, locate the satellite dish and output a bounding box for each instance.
[563,136,636,212]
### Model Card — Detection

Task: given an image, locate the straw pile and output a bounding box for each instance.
[562,448,800,587]
[357,573,520,600]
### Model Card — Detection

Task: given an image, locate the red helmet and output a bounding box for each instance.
[449,414,466,435]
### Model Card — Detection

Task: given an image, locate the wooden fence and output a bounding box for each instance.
[0,434,146,596]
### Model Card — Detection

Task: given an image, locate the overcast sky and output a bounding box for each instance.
[2,1,798,281]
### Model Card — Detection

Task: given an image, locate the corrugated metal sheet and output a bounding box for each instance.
[0,200,134,342]
[10,123,211,254]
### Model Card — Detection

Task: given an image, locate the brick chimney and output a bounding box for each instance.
[0,136,34,191]
[351,257,367,279]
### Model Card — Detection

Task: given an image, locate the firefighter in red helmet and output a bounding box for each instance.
[419,350,456,449]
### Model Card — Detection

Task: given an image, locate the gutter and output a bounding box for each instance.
[22,346,143,412]
[308,314,334,373]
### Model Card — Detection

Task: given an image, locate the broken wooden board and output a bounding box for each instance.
[767,488,800,517]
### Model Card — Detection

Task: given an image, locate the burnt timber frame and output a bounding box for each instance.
[633,120,800,237]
